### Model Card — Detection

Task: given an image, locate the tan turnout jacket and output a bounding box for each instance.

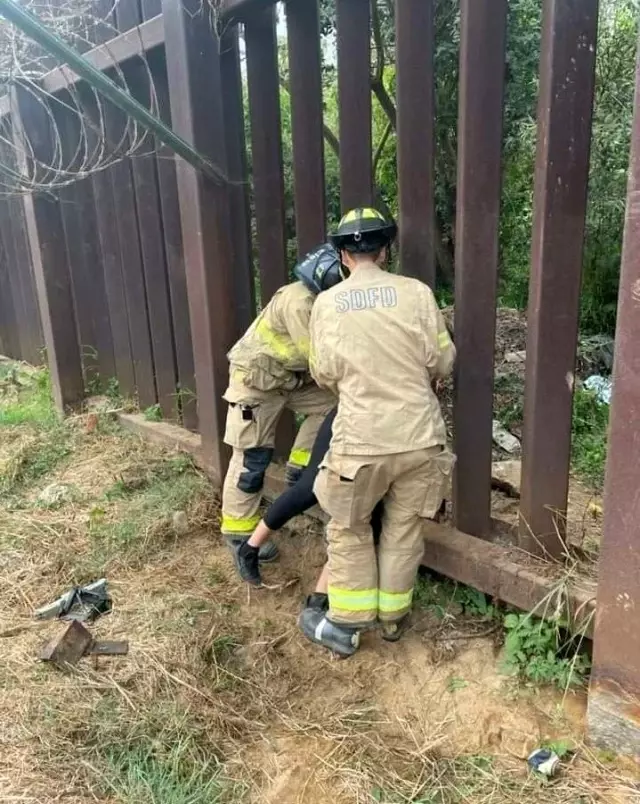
[225,281,315,401]
[309,262,455,455]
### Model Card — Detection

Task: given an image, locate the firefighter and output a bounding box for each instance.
[300,208,456,657]
[222,243,342,563]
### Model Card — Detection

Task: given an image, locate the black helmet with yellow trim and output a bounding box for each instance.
[294,242,345,295]
[329,207,397,254]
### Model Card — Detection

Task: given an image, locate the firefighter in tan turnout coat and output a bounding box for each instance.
[299,207,456,657]
[221,245,341,563]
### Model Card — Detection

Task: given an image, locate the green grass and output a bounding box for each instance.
[62,697,242,804]
[0,425,74,495]
[102,743,232,804]
[571,386,609,488]
[89,458,208,567]
[0,367,58,428]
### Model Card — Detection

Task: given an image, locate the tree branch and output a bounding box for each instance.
[373,119,392,178]
[372,81,397,130]
[278,74,340,159]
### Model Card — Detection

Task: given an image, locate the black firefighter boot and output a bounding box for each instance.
[298,607,361,658]
[305,592,329,611]
[381,613,411,643]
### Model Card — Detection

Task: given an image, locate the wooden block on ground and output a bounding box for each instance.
[39,621,92,668]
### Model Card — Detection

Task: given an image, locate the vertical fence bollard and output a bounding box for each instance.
[161,0,239,482]
[12,86,84,412]
[519,0,598,557]
[396,0,436,288]
[336,0,372,211]
[588,29,640,758]
[452,0,507,539]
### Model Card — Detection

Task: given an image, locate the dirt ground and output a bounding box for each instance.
[0,390,637,803]
[0,338,634,803]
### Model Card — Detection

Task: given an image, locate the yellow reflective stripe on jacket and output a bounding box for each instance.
[438,331,451,349]
[328,585,378,612]
[378,588,413,614]
[221,514,261,534]
[289,448,311,467]
[255,317,296,361]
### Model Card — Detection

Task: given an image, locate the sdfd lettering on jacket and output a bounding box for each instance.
[334,286,398,313]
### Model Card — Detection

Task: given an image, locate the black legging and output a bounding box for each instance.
[264,407,384,540]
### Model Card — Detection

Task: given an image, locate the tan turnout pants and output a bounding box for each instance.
[313,447,455,627]
[221,379,335,538]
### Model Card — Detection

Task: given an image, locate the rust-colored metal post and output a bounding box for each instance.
[126,58,180,420]
[53,94,116,387]
[0,204,21,360]
[588,33,640,758]
[12,86,84,412]
[161,0,237,482]
[220,27,255,333]
[519,0,598,556]
[149,48,199,430]
[78,83,136,399]
[453,0,507,539]
[245,5,295,456]
[286,0,326,255]
[336,0,372,211]
[245,5,288,305]
[396,0,435,286]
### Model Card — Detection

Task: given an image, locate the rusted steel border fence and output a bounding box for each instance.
[0,0,639,753]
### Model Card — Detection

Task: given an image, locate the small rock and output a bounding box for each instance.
[504,350,527,364]
[38,483,71,507]
[492,460,522,497]
[172,511,189,535]
[85,413,99,434]
[492,421,521,454]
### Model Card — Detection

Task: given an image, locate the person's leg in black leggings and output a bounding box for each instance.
[232,410,336,585]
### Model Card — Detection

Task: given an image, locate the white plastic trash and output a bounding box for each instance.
[584,375,612,405]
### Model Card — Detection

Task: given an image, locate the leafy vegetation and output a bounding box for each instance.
[415,574,591,690]
[571,387,610,488]
[278,0,639,336]
[502,612,591,689]
[144,403,163,422]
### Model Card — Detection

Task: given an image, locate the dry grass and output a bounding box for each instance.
[0,362,638,803]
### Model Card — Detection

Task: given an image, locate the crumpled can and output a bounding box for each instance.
[527,748,560,777]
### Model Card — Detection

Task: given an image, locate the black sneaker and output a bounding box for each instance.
[298,607,360,657]
[224,536,279,563]
[232,541,262,586]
